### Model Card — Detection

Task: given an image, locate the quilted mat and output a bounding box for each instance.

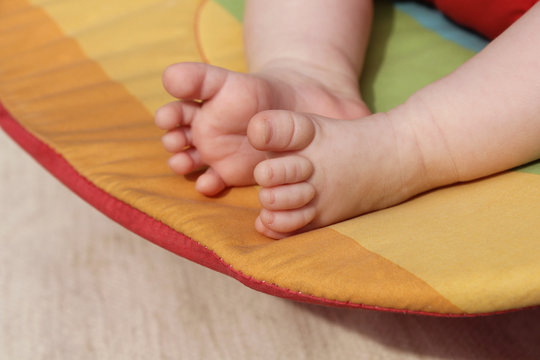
[1,0,539,316]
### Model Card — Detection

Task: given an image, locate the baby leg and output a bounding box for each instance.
[155,0,373,196]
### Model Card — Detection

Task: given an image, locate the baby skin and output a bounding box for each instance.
[155,62,370,196]
[156,1,540,238]
[154,62,372,238]
[155,62,419,238]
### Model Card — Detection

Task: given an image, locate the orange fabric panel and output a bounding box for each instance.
[235,228,462,313]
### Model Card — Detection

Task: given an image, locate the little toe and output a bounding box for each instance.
[162,63,229,101]
[167,148,203,174]
[195,168,227,196]
[254,156,314,187]
[247,110,316,152]
[259,182,315,211]
[258,207,316,234]
[161,128,191,153]
[155,101,199,130]
[254,216,291,239]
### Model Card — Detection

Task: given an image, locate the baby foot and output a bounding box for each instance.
[155,62,369,196]
[247,110,428,239]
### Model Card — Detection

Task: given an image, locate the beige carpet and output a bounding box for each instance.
[1,130,539,359]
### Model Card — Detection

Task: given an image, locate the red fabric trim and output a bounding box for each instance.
[423,0,537,39]
[1,102,536,317]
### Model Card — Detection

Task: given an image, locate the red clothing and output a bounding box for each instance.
[423,0,537,39]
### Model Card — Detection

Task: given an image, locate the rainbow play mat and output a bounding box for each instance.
[1,0,539,316]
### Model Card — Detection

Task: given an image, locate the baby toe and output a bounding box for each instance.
[167,148,203,174]
[259,182,315,211]
[254,156,313,187]
[248,110,316,152]
[161,128,191,153]
[258,207,316,235]
[254,216,290,239]
[163,63,228,101]
[155,103,181,130]
[195,168,227,196]
[155,101,199,130]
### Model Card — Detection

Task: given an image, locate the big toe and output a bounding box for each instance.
[247,110,316,152]
[162,62,228,101]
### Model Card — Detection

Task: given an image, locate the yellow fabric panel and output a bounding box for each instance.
[229,227,462,313]
[198,0,247,72]
[333,172,540,313]
[28,0,204,113]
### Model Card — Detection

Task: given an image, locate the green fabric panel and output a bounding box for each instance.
[214,0,244,22]
[217,0,475,113]
[516,160,540,175]
[361,2,476,112]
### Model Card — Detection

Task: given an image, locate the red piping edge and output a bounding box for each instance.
[0,102,535,318]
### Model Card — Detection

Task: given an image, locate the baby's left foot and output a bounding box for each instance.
[247,110,430,239]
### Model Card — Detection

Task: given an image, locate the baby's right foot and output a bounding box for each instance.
[247,109,434,239]
[154,62,370,196]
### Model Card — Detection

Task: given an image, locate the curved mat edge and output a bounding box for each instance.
[1,101,535,318]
